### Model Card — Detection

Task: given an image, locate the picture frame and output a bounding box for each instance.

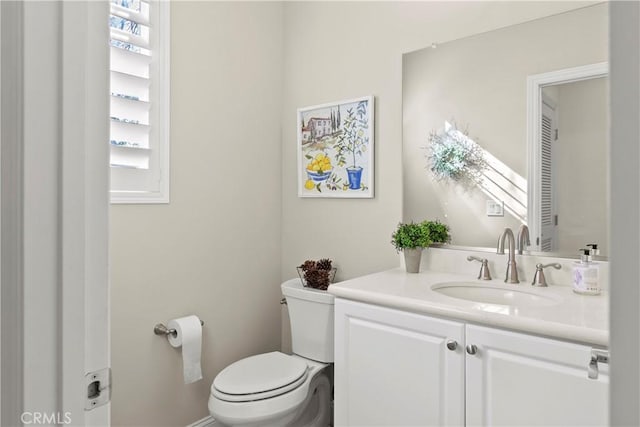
[297,96,374,198]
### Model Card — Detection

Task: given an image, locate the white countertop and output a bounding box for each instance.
[328,268,608,347]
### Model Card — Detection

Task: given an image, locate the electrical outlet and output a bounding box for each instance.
[486,200,504,217]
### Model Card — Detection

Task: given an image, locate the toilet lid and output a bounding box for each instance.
[213,352,308,397]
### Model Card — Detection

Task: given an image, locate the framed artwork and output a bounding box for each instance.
[297,96,374,198]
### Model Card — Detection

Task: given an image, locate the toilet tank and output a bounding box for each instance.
[281,278,334,363]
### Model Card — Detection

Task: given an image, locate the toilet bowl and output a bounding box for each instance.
[208,352,331,427]
[208,279,335,427]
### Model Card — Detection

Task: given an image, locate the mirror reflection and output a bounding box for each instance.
[402,3,608,256]
[536,76,609,254]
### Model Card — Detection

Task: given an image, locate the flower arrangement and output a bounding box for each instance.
[427,122,487,185]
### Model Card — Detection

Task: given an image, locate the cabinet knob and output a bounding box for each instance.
[466,344,478,355]
[446,340,458,351]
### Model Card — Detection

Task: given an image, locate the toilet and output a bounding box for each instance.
[208,278,334,427]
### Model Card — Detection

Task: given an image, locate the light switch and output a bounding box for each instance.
[486,200,504,217]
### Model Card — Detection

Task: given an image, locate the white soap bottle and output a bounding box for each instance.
[573,249,601,295]
[587,243,600,257]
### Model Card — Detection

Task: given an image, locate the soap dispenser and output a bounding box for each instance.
[572,249,601,295]
[587,243,600,257]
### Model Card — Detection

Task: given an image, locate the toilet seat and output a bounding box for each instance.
[209,353,330,427]
[212,352,308,402]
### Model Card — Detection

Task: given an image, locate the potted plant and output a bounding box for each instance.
[391,220,450,273]
[423,220,451,246]
[334,101,370,190]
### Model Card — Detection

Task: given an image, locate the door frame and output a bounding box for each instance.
[1,2,110,425]
[526,61,608,251]
[1,2,24,425]
[610,2,640,423]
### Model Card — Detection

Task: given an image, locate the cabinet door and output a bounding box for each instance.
[466,324,608,426]
[334,299,465,427]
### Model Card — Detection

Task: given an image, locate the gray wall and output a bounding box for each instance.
[110,2,284,426]
[554,78,609,254]
[280,1,594,281]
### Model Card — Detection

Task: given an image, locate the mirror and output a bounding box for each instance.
[402,3,608,257]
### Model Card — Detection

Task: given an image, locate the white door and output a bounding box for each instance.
[334,299,465,427]
[465,325,608,426]
[1,2,110,425]
[540,95,558,252]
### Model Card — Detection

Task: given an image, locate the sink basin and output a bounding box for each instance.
[431,282,561,308]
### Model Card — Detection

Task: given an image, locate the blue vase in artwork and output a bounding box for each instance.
[346,166,363,190]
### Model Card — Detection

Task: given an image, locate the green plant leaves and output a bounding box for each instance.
[391,220,451,252]
[426,123,487,184]
[333,104,369,169]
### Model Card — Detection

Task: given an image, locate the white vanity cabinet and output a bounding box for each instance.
[334,299,465,426]
[334,299,609,427]
[465,324,608,426]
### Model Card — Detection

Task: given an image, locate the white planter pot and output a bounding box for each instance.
[403,248,423,273]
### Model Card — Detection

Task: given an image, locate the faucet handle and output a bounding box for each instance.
[531,263,561,287]
[467,256,492,280]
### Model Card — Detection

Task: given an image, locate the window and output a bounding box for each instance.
[109,0,170,203]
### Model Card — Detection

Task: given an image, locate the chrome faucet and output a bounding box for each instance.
[516,224,530,255]
[497,228,519,284]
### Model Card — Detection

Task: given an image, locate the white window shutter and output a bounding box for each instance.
[109,0,170,203]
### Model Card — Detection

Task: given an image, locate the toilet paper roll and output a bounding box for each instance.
[167,315,203,384]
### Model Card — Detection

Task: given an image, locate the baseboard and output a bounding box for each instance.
[186,415,216,427]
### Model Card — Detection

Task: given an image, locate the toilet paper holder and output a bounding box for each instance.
[154,320,204,338]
